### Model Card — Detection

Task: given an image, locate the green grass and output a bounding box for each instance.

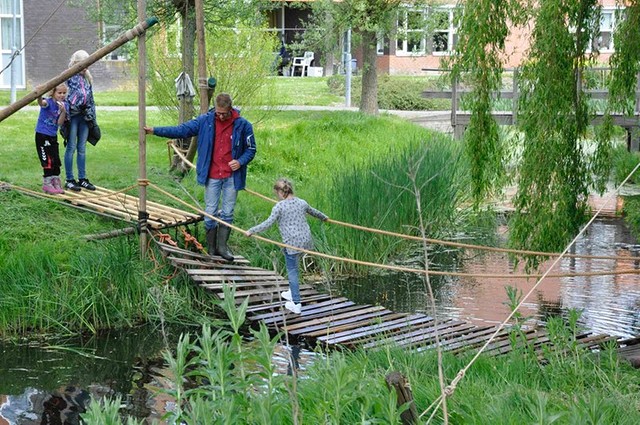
[1,107,465,335]
[83,301,640,424]
[259,76,344,106]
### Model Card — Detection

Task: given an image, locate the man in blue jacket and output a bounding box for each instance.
[144,93,256,261]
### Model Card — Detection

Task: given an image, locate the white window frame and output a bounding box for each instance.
[430,6,457,56]
[590,8,616,53]
[395,5,457,57]
[0,0,25,89]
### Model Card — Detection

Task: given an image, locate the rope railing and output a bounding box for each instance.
[418,159,640,421]
[166,141,632,262]
[146,181,640,280]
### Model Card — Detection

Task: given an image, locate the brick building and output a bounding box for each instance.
[1,0,133,92]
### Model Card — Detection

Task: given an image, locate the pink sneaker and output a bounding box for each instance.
[42,177,57,195]
[50,176,65,194]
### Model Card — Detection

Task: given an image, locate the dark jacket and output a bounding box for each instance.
[153,109,256,189]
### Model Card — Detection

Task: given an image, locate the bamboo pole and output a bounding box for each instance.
[0,17,159,123]
[138,1,149,257]
[184,0,209,163]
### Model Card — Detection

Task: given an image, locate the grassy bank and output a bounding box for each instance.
[83,295,640,424]
[1,107,471,336]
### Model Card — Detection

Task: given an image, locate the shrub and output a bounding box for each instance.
[327,74,450,110]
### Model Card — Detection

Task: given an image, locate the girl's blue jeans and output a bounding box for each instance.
[204,177,237,230]
[285,252,301,303]
[64,114,89,180]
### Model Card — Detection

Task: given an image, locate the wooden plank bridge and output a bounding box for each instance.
[156,241,640,362]
[10,182,640,362]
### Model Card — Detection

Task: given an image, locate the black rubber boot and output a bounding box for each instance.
[206,227,218,257]
[216,225,234,262]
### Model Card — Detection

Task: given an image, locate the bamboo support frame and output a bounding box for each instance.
[0,17,158,123]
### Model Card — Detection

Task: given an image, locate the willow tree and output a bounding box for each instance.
[448,0,527,202]
[453,0,620,259]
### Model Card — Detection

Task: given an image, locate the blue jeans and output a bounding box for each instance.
[64,115,89,180]
[285,252,301,303]
[204,177,237,230]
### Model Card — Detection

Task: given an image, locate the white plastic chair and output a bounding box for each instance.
[290,51,314,77]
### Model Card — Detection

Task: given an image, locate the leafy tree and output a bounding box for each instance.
[448,0,527,203]
[451,0,636,262]
[296,0,405,115]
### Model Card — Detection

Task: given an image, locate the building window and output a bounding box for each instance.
[591,9,615,52]
[0,0,25,88]
[396,6,458,56]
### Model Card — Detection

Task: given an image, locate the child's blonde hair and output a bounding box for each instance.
[274,178,294,197]
[49,83,67,97]
[68,50,93,85]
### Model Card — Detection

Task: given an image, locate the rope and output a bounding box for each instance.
[418,159,640,419]
[147,182,640,280]
[166,143,631,262]
[244,187,631,262]
[5,181,139,202]
[0,0,67,77]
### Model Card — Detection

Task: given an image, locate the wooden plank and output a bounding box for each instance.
[260,301,358,326]
[219,284,314,299]
[285,306,387,332]
[264,303,369,327]
[354,320,465,349]
[234,289,322,307]
[157,243,250,264]
[431,326,501,352]
[389,323,479,349]
[363,320,469,349]
[301,312,406,338]
[318,314,432,345]
[192,274,290,283]
[249,297,350,321]
[199,280,290,290]
[289,307,390,335]
[168,256,261,270]
[186,268,280,276]
[245,293,331,313]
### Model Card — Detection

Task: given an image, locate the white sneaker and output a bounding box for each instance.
[281,290,292,301]
[284,301,301,314]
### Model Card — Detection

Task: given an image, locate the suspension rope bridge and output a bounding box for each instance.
[2,9,639,422]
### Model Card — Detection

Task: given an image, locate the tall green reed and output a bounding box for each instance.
[325,134,468,272]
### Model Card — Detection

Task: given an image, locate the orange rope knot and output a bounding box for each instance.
[156,233,178,247]
[181,228,204,252]
[138,179,150,186]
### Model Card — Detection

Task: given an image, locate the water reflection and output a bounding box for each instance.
[0,326,175,424]
[329,218,640,338]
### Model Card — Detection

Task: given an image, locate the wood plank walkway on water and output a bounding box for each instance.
[19,185,203,229]
[11,182,638,361]
[156,241,640,361]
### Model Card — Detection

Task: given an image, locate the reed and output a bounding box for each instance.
[323,134,469,272]
[81,297,640,424]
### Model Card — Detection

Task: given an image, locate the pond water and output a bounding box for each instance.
[327,218,640,339]
[1,218,639,424]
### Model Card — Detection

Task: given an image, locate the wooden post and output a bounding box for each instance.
[385,372,419,425]
[512,68,519,125]
[0,17,158,123]
[451,73,459,138]
[184,0,209,163]
[138,0,148,258]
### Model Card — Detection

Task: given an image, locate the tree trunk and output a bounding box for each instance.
[359,30,379,115]
[172,4,196,173]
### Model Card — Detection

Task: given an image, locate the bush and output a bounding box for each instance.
[327,74,450,111]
